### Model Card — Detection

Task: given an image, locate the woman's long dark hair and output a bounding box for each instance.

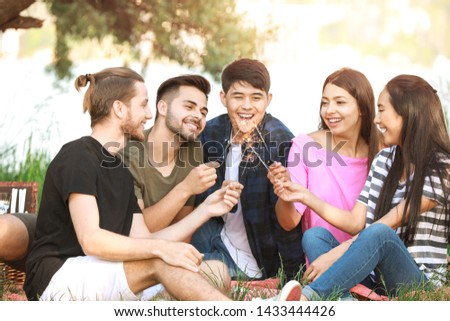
[374,75,450,243]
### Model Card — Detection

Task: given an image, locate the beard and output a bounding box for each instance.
[122,114,145,142]
[165,109,201,142]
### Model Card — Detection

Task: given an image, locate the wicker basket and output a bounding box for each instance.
[0,261,26,287]
[0,181,39,291]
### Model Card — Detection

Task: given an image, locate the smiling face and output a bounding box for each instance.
[374,88,403,146]
[320,83,362,139]
[164,85,208,141]
[220,81,272,142]
[122,82,152,142]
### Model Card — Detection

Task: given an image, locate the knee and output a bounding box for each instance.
[0,215,29,260]
[0,217,7,239]
[200,259,231,290]
[302,226,331,250]
[360,223,395,241]
[0,218,9,256]
[0,215,13,238]
[364,223,393,235]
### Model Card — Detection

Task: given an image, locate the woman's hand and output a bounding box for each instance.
[267,161,291,185]
[273,180,308,203]
[303,252,337,282]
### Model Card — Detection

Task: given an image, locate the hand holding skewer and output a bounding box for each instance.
[199,180,244,218]
[267,161,291,183]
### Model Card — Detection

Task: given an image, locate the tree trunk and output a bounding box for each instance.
[0,0,36,27]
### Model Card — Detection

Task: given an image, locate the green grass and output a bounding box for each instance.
[0,134,50,208]
[228,264,450,301]
[1,260,450,301]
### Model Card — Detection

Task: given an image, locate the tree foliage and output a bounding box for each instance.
[43,0,273,81]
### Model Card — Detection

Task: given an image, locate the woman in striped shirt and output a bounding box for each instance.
[273,74,450,300]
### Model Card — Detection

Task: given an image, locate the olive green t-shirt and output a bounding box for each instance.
[121,128,203,207]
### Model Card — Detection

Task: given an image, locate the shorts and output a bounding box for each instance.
[11,212,37,250]
[40,256,164,301]
[191,218,245,279]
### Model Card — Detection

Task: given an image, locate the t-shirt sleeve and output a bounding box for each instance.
[357,164,374,206]
[357,149,390,206]
[57,149,98,203]
[287,136,308,215]
[422,170,448,205]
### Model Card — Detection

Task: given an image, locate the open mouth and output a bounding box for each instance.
[376,124,387,134]
[327,117,342,124]
[140,122,146,131]
[183,119,201,132]
[184,120,200,131]
[237,114,255,133]
[238,113,254,124]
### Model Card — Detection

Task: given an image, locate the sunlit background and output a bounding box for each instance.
[1,0,449,161]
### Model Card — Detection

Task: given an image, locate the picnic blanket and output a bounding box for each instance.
[230,278,389,301]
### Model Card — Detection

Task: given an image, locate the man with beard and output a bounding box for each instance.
[121,75,219,238]
[24,67,243,301]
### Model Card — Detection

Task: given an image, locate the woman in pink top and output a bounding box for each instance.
[269,67,379,277]
[288,134,368,243]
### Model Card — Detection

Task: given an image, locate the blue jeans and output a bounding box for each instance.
[191,218,245,279]
[301,224,428,300]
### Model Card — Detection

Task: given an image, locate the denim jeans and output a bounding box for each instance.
[301,224,427,300]
[191,218,244,279]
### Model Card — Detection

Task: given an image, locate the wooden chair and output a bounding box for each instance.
[0,181,38,289]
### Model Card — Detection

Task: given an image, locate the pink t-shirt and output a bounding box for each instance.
[287,134,368,243]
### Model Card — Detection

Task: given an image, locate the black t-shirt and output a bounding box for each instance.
[24,136,141,300]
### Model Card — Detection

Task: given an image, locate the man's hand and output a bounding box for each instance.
[182,161,219,196]
[157,240,204,273]
[201,181,243,217]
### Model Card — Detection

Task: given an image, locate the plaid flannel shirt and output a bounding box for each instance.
[195,113,305,279]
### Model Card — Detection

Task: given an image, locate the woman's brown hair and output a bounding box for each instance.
[319,67,379,170]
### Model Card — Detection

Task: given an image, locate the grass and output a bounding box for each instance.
[1,258,450,301]
[149,261,450,301]
[0,278,27,301]
[393,267,450,301]
[227,264,450,301]
[0,134,50,207]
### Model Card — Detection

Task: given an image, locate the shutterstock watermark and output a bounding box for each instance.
[288,132,347,168]
[100,132,348,169]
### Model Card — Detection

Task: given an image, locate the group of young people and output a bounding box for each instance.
[0,58,449,301]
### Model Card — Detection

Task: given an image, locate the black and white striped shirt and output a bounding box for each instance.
[358,147,449,286]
